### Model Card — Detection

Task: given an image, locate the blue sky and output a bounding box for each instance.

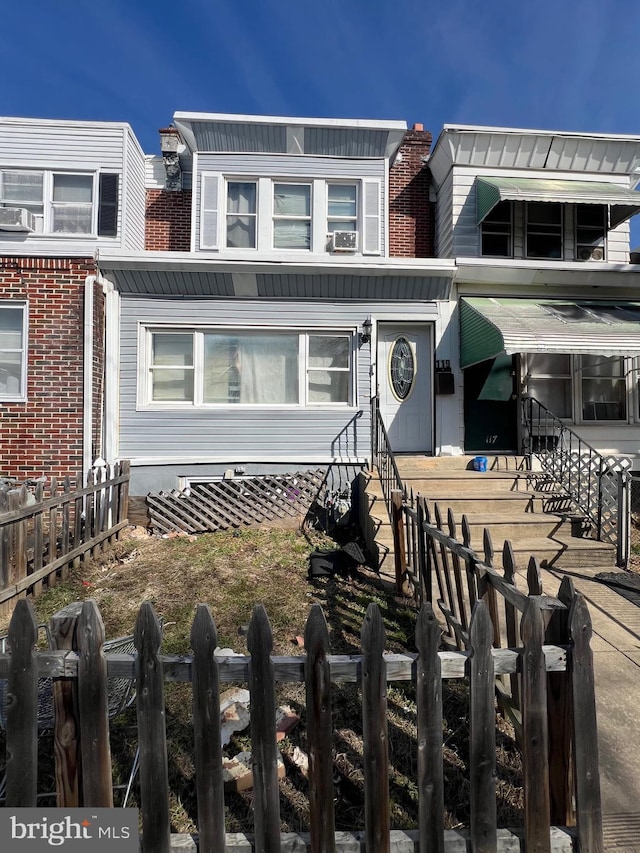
[4,0,640,236]
[4,0,640,152]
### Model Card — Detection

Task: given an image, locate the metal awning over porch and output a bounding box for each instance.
[476,176,640,228]
[460,296,640,368]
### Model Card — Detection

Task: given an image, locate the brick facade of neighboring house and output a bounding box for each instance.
[389,126,435,257]
[0,257,102,482]
[145,189,192,251]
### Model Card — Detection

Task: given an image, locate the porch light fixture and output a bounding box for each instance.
[359,317,373,345]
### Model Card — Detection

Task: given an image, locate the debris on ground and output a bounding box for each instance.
[223,751,286,792]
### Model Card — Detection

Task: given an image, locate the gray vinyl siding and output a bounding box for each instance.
[0,117,142,255]
[434,176,454,258]
[193,154,386,255]
[123,127,146,250]
[119,296,433,464]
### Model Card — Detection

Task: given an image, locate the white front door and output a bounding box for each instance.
[377,323,433,453]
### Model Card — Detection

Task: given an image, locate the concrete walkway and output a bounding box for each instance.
[531,562,640,851]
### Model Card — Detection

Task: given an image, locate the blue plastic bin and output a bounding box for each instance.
[473,456,487,472]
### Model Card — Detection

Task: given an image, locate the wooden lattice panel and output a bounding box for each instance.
[147,470,326,535]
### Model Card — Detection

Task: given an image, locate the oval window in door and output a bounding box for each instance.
[389,336,415,400]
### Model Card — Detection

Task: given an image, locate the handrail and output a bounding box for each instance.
[522,396,631,565]
[371,395,404,518]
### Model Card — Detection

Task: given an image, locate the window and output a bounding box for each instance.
[0,169,119,236]
[273,183,311,249]
[145,329,353,406]
[576,204,606,261]
[481,201,512,257]
[0,303,27,401]
[581,355,626,421]
[526,353,629,422]
[226,181,257,248]
[327,184,357,234]
[526,353,572,418]
[526,202,563,259]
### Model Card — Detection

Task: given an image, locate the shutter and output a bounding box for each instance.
[98,174,119,237]
[362,179,381,255]
[200,173,221,250]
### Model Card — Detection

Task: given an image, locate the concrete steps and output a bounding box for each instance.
[364,455,617,576]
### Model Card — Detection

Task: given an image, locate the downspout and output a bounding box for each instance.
[101,277,120,464]
[83,275,95,482]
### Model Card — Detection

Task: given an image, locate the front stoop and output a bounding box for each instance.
[362,455,617,579]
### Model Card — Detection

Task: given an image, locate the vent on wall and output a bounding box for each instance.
[0,207,35,232]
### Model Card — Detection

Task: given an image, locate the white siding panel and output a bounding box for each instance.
[0,118,144,254]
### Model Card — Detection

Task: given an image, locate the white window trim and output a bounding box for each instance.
[574,203,608,262]
[139,325,357,410]
[224,178,258,251]
[0,301,28,403]
[0,169,108,237]
[203,174,381,256]
[272,181,313,251]
[525,353,632,424]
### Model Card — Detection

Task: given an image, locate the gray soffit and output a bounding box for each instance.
[174,116,407,159]
[102,268,453,301]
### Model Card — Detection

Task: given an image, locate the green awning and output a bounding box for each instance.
[460,297,640,369]
[476,176,640,228]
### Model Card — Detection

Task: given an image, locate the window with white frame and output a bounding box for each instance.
[0,302,27,401]
[273,183,311,249]
[226,181,257,248]
[0,169,119,236]
[327,184,357,234]
[201,173,381,254]
[526,353,629,422]
[144,329,354,406]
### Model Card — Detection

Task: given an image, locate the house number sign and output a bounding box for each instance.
[389,337,415,400]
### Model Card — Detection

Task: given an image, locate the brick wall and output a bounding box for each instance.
[389,126,435,257]
[145,189,192,251]
[0,257,100,482]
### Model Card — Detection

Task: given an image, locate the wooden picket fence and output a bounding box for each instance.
[390,488,603,843]
[0,593,602,852]
[0,461,130,611]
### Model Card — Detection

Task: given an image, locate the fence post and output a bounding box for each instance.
[190,605,225,853]
[304,604,336,853]
[617,471,630,568]
[417,497,429,604]
[248,604,281,853]
[391,490,406,594]
[361,603,390,853]
[5,598,38,806]
[135,601,171,853]
[77,600,113,807]
[545,576,575,827]
[0,486,9,590]
[569,594,604,853]
[9,487,27,590]
[469,601,497,851]
[521,599,551,853]
[50,602,83,807]
[416,602,445,853]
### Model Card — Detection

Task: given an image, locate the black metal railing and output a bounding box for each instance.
[371,395,405,519]
[522,396,631,566]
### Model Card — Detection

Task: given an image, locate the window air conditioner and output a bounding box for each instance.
[0,207,36,232]
[578,246,604,262]
[330,230,358,252]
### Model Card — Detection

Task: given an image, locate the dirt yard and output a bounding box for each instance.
[0,526,524,834]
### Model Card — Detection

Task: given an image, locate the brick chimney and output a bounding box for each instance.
[388,124,434,257]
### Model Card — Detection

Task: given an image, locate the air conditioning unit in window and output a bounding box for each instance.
[330,230,358,252]
[0,207,36,232]
[578,246,604,261]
